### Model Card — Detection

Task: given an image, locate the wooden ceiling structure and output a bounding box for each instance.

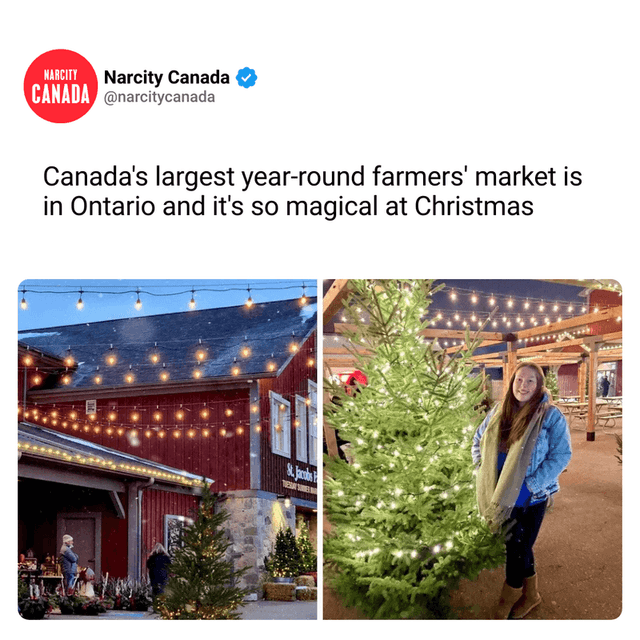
[323,280,622,443]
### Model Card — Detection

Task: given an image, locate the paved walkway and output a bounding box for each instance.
[324,424,623,620]
[45,599,317,620]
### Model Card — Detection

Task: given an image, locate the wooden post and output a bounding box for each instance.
[578,355,587,403]
[323,388,340,459]
[586,338,601,441]
[505,340,518,387]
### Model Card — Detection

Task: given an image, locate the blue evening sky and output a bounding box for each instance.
[18,279,317,331]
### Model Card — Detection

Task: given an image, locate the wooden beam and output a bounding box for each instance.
[335,323,505,342]
[323,279,351,325]
[323,357,359,370]
[323,345,369,356]
[515,306,622,340]
[443,339,502,354]
[518,330,622,355]
[587,339,600,441]
[505,342,517,383]
[419,327,505,341]
[517,337,587,355]
[579,357,587,402]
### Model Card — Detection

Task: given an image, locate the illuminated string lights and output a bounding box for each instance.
[19,330,316,390]
[245,285,254,308]
[17,440,207,487]
[19,381,314,439]
[18,281,317,313]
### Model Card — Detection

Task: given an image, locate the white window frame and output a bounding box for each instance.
[308,380,318,466]
[270,391,291,458]
[295,395,308,463]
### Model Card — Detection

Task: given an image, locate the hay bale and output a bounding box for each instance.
[264,582,296,601]
[296,587,318,601]
[295,575,315,587]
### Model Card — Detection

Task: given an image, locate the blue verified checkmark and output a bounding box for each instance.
[236,67,257,88]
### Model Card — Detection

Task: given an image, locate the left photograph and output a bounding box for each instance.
[17,279,318,620]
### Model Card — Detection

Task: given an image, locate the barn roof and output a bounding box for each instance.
[18,421,212,488]
[19,297,317,392]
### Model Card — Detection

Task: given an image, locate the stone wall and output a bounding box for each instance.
[223,491,296,598]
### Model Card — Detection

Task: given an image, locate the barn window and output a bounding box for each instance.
[270,391,291,457]
[295,395,308,463]
[164,514,194,557]
[308,380,318,466]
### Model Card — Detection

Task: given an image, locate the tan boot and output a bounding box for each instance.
[491,581,522,619]
[510,573,542,619]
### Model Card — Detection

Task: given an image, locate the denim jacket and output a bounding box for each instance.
[472,399,572,505]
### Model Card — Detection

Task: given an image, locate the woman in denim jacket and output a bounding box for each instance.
[472,362,571,619]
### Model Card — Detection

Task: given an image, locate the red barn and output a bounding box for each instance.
[18,297,318,597]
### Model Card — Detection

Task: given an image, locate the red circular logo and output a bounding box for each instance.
[24,50,98,123]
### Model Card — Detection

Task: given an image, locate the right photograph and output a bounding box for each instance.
[322,279,622,620]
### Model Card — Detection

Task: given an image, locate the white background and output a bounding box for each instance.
[3,1,638,634]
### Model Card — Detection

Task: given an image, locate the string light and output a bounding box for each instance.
[19,281,317,313]
[17,440,207,487]
[106,346,117,366]
[63,348,75,367]
[76,289,84,310]
[245,285,254,308]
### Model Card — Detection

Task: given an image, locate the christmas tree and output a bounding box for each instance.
[545,368,559,400]
[264,527,301,578]
[158,483,248,619]
[296,520,317,573]
[324,280,504,619]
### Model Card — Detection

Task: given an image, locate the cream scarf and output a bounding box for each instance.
[476,400,549,534]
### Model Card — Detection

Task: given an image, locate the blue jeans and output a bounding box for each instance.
[504,499,547,589]
[64,573,76,591]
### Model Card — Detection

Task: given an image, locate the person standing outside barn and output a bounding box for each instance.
[59,534,78,595]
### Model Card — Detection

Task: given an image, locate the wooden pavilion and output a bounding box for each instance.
[323,280,621,455]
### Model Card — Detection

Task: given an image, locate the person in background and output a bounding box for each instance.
[146,543,172,598]
[472,362,572,619]
[600,374,610,397]
[59,534,78,595]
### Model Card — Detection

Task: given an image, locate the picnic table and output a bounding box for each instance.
[558,398,622,429]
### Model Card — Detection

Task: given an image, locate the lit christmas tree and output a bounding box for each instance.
[264,527,301,578]
[324,280,504,619]
[296,520,317,573]
[158,483,248,619]
[545,368,559,401]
